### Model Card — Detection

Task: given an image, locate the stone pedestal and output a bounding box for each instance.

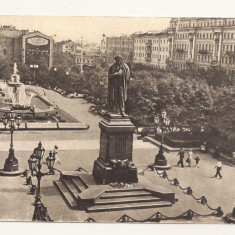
[4,148,19,172]
[92,113,138,184]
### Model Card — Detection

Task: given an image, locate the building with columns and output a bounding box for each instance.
[133,31,169,69]
[167,18,235,81]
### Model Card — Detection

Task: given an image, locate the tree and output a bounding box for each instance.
[53,51,75,69]
[0,57,12,81]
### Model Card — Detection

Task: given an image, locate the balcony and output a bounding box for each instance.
[166,57,173,63]
[145,57,151,62]
[198,49,209,55]
[145,49,152,53]
[186,59,194,64]
[210,60,220,67]
[175,48,185,53]
[145,42,152,47]
[225,51,235,57]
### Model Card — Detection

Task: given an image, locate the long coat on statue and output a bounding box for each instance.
[107,62,130,115]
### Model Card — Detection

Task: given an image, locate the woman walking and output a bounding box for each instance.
[53,145,61,164]
[186,149,194,167]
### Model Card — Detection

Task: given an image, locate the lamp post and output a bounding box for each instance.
[154,110,171,169]
[81,36,83,74]
[28,142,55,221]
[1,111,22,173]
[30,64,39,82]
[99,80,104,103]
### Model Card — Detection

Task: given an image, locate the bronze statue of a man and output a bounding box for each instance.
[107,55,130,116]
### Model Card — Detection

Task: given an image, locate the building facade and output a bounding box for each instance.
[133,31,169,69]
[106,35,134,64]
[167,18,235,80]
[54,40,100,67]
[0,25,53,68]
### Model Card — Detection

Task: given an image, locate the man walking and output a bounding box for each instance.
[177,148,184,168]
[215,159,222,179]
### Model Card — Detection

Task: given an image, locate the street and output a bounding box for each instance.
[0,87,234,223]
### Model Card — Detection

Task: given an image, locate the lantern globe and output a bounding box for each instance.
[34,142,45,160]
[46,152,55,170]
[154,117,160,124]
[9,118,15,128]
[28,154,37,172]
[161,110,167,119]
[2,116,8,126]
[16,115,22,126]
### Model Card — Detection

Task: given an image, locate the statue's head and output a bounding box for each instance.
[115,55,123,65]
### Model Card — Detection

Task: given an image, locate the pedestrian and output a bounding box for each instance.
[194,155,200,168]
[214,159,222,179]
[186,149,194,167]
[53,145,61,164]
[177,148,184,168]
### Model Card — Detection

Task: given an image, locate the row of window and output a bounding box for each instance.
[176,32,235,40]
[173,53,235,65]
[135,46,168,52]
[135,39,167,44]
[134,53,166,60]
[171,19,235,29]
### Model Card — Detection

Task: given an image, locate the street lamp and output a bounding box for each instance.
[154,109,171,169]
[99,80,104,103]
[1,111,22,172]
[30,64,39,82]
[80,36,83,74]
[28,142,55,221]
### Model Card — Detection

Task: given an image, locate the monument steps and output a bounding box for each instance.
[55,173,174,212]
[71,178,87,192]
[104,188,144,193]
[95,195,162,205]
[87,200,172,213]
[100,190,152,199]
[54,181,78,209]
[61,178,81,200]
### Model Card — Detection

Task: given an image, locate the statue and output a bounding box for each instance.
[107,55,130,116]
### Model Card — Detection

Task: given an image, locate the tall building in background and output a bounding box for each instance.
[0,25,53,68]
[106,35,134,64]
[167,18,235,81]
[54,40,100,67]
[133,30,169,69]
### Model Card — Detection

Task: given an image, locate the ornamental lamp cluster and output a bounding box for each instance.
[28,142,55,173]
[154,110,170,127]
[2,111,22,129]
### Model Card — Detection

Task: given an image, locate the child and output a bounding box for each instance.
[194,155,200,168]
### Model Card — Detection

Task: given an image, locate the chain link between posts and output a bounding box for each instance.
[154,168,223,214]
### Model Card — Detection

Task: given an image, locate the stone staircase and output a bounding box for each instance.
[54,172,174,213]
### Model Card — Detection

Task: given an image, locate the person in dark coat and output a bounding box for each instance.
[215,159,222,179]
[177,148,184,168]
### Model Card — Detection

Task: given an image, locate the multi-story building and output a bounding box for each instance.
[106,35,134,64]
[167,18,235,81]
[54,40,100,67]
[0,25,53,68]
[133,31,169,69]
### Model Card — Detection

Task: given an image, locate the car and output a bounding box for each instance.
[67,93,76,98]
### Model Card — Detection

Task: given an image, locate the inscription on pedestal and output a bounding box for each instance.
[116,135,127,160]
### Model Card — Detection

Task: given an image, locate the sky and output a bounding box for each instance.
[0,16,171,44]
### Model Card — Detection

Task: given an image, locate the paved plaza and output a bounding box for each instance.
[0,87,234,223]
